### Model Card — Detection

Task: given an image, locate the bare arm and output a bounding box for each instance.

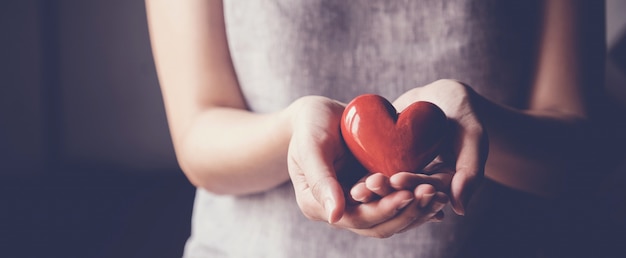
[387,0,605,212]
[146,0,291,194]
[146,1,439,237]
[482,0,605,196]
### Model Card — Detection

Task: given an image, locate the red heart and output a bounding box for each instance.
[340,94,448,177]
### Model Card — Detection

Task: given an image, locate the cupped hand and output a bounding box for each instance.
[350,159,453,202]
[287,96,442,238]
[393,79,489,215]
[350,160,453,227]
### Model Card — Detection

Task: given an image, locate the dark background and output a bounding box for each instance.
[1,1,192,257]
[1,1,626,258]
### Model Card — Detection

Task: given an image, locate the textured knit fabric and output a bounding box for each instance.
[184,1,547,257]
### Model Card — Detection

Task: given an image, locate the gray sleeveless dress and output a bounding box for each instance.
[184,1,549,257]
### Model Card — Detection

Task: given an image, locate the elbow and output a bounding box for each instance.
[170,131,231,194]
[175,148,233,195]
[177,155,203,188]
[179,161,233,195]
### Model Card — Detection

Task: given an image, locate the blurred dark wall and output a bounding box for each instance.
[1,1,193,258]
[607,0,626,104]
[54,1,177,172]
[1,0,178,177]
[0,1,45,177]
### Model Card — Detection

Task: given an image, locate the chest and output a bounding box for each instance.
[224,0,543,112]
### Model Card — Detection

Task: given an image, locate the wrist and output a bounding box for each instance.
[285,95,346,135]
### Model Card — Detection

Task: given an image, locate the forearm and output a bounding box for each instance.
[473,91,592,197]
[478,0,605,197]
[145,0,294,195]
[177,106,294,195]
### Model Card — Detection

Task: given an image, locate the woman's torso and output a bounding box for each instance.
[184,1,549,257]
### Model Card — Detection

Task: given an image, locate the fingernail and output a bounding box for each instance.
[457,196,467,216]
[455,202,465,216]
[325,199,335,224]
[458,204,466,216]
[398,198,413,210]
[351,190,364,202]
[461,196,470,215]
[419,193,435,208]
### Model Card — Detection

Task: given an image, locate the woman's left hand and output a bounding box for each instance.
[392,79,489,215]
[350,162,453,228]
[350,79,488,217]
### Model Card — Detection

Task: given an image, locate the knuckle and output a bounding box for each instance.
[464,123,484,137]
[309,177,331,201]
[434,79,467,90]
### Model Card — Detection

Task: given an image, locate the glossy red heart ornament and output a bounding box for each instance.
[341,94,447,177]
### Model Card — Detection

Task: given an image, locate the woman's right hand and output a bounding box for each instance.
[349,164,453,231]
[287,96,444,238]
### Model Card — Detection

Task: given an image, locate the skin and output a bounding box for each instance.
[145,0,605,238]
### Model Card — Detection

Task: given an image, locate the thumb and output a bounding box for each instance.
[450,166,482,216]
[450,127,488,215]
[308,172,345,224]
[291,135,346,224]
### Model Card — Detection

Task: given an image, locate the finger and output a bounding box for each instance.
[421,156,446,175]
[365,173,394,197]
[289,138,346,224]
[389,172,444,190]
[430,192,449,212]
[292,166,345,224]
[429,172,453,191]
[423,158,455,190]
[414,184,436,208]
[336,190,414,230]
[398,192,449,233]
[350,182,376,203]
[430,210,445,222]
[349,173,376,203]
[307,166,345,224]
[350,192,447,238]
[450,126,487,216]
